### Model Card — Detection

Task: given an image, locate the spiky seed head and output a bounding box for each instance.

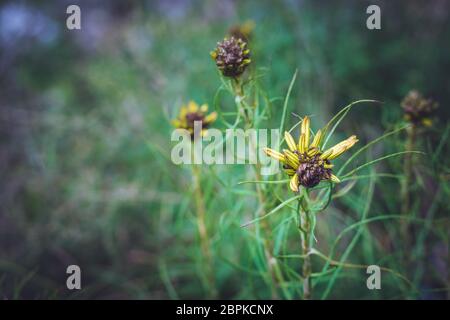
[401,90,438,127]
[211,37,251,78]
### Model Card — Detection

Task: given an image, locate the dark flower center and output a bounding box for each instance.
[186,112,205,126]
[296,154,331,188]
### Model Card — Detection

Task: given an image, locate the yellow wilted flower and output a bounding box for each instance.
[229,20,255,43]
[171,101,217,139]
[401,90,438,127]
[263,116,358,192]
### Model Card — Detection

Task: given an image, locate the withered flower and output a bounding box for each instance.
[264,116,358,192]
[229,20,255,43]
[172,101,217,139]
[210,37,251,78]
[401,90,438,127]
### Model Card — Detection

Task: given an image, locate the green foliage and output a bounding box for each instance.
[1,0,448,299]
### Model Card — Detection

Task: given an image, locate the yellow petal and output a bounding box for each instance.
[330,174,340,183]
[188,101,198,112]
[307,147,319,157]
[290,174,299,192]
[283,149,300,169]
[171,119,181,128]
[327,135,359,160]
[179,106,188,118]
[301,116,310,150]
[320,135,358,160]
[201,129,208,137]
[422,118,432,127]
[242,20,255,34]
[335,135,358,150]
[320,148,333,160]
[284,168,296,176]
[204,112,217,124]
[310,129,322,149]
[301,116,310,135]
[284,131,297,152]
[327,148,344,160]
[200,104,209,113]
[263,147,285,162]
[298,134,305,153]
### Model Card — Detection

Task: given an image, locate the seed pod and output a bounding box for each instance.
[211,37,251,78]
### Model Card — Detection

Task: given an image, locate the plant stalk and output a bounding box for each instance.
[253,163,283,299]
[298,197,312,299]
[232,78,282,299]
[192,163,217,298]
[401,124,416,247]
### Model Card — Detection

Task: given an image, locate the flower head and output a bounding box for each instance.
[171,101,217,139]
[264,116,358,192]
[210,37,251,78]
[228,20,255,43]
[401,90,438,127]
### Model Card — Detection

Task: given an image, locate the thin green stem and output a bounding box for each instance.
[401,124,416,249]
[298,194,313,299]
[192,164,217,298]
[231,78,282,299]
[232,78,251,124]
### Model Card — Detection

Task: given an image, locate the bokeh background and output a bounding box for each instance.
[0,0,449,299]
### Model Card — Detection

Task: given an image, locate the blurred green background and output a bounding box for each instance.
[0,0,448,299]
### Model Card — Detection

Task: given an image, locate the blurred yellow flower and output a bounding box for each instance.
[171,101,217,139]
[401,90,438,127]
[229,20,256,42]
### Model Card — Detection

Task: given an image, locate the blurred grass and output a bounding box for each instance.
[0,0,448,299]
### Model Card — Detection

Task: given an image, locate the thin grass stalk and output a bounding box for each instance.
[320,173,375,299]
[232,78,282,299]
[298,194,313,299]
[232,78,251,124]
[252,162,284,298]
[191,163,217,298]
[401,124,416,248]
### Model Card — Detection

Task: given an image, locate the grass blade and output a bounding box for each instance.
[241,194,302,228]
[337,124,410,176]
[322,99,380,149]
[341,151,424,178]
[279,69,298,135]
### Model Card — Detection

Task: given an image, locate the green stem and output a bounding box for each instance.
[232,78,282,299]
[298,195,313,299]
[253,163,283,299]
[192,164,217,298]
[401,124,416,249]
[232,78,251,125]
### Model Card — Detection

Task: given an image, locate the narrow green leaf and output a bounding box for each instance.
[279,69,298,136]
[241,194,302,227]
